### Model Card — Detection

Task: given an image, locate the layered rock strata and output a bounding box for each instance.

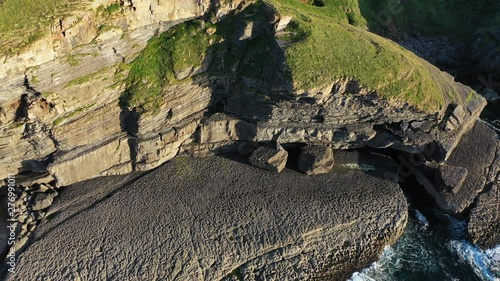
[0,0,486,188]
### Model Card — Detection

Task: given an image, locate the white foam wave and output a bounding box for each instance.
[484,119,500,134]
[414,209,429,230]
[447,240,500,281]
[348,246,398,281]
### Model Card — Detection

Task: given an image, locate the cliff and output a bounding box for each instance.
[2,0,500,279]
[0,0,486,186]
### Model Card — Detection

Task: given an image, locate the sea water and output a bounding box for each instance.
[349,209,500,281]
[349,101,500,281]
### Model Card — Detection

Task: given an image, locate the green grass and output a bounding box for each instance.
[267,0,467,111]
[97,3,122,16]
[65,53,88,66]
[53,103,94,126]
[466,91,480,102]
[121,20,216,114]
[97,24,121,34]
[121,0,469,113]
[0,0,81,54]
[0,0,122,55]
[65,66,114,88]
[3,0,480,113]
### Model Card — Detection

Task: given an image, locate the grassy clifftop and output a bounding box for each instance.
[0,0,121,55]
[0,0,82,54]
[122,0,472,113]
[269,0,452,111]
[2,0,482,114]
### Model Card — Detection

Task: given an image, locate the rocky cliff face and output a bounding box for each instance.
[0,0,245,184]
[0,0,486,187]
[2,0,500,279]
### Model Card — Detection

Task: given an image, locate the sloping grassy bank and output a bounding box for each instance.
[120,20,216,113]
[268,0,469,111]
[0,0,84,54]
[120,0,473,114]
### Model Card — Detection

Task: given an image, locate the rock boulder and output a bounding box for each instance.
[436,165,468,193]
[249,143,288,173]
[298,146,334,175]
[415,121,499,215]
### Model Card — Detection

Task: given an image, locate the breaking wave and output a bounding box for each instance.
[349,210,500,281]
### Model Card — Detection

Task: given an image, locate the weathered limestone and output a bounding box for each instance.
[0,121,56,176]
[467,138,500,249]
[32,191,58,211]
[135,120,200,171]
[436,165,468,193]
[249,143,288,173]
[443,105,465,131]
[8,155,407,280]
[52,102,123,151]
[415,121,498,215]
[392,93,487,162]
[439,122,498,213]
[48,135,133,187]
[0,0,488,191]
[0,0,244,181]
[195,113,256,144]
[468,185,500,249]
[298,146,334,175]
[0,182,59,259]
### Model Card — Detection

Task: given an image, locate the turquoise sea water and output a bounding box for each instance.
[349,209,500,281]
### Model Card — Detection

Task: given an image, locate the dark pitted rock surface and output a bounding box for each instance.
[436,165,468,194]
[440,122,498,214]
[416,121,499,215]
[468,185,500,249]
[297,146,334,175]
[7,154,407,281]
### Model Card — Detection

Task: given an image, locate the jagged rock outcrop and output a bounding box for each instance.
[298,146,334,175]
[468,184,500,249]
[467,137,500,249]
[7,154,407,280]
[414,121,499,215]
[0,182,59,258]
